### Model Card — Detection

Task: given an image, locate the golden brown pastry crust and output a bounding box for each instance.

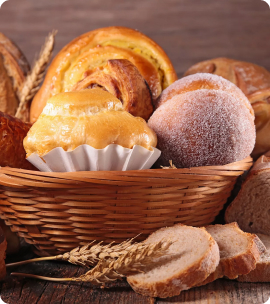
[24,89,157,157]
[30,26,177,123]
[184,57,270,96]
[72,59,153,121]
[0,33,30,116]
[0,111,34,169]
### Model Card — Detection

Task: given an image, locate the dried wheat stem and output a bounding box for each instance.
[11,240,172,286]
[11,273,71,282]
[15,30,57,121]
[6,237,137,268]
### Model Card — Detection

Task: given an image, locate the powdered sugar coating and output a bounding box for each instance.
[155,73,254,117]
[148,89,255,168]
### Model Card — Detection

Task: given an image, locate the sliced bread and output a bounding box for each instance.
[127,224,220,298]
[238,233,270,282]
[225,152,270,235]
[198,222,265,286]
[0,227,6,280]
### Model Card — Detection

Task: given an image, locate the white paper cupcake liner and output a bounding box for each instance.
[27,144,161,172]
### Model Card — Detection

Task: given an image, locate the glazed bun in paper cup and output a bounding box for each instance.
[23,89,160,172]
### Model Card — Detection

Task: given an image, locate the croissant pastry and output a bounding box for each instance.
[0,33,30,116]
[30,26,177,122]
[0,111,34,169]
[72,59,153,120]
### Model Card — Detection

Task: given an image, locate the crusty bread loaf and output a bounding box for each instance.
[24,88,157,157]
[198,223,265,286]
[0,32,29,116]
[0,227,6,281]
[225,152,270,235]
[30,26,177,122]
[238,234,270,282]
[127,224,220,298]
[0,111,34,169]
[184,57,270,96]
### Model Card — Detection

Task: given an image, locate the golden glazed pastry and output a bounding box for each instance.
[24,88,157,157]
[0,32,30,117]
[30,26,177,123]
[72,59,153,120]
[184,58,270,159]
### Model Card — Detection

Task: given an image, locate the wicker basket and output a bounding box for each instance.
[0,156,252,256]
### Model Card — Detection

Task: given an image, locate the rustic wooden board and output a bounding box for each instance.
[1,250,270,304]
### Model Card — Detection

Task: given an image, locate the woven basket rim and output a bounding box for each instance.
[0,156,252,188]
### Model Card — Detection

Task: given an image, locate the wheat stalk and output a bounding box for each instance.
[11,240,171,286]
[6,237,137,268]
[15,30,57,121]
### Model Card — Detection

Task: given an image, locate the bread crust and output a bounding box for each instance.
[0,32,29,116]
[72,59,153,121]
[0,111,34,169]
[30,26,177,122]
[199,223,265,286]
[127,225,220,298]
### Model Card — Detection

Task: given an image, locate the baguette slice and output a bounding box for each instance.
[198,223,265,286]
[238,233,270,282]
[225,153,270,235]
[127,224,220,298]
[0,227,6,280]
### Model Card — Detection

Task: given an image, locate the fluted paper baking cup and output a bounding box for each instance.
[26,144,161,172]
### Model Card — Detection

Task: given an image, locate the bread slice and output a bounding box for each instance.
[225,156,270,235]
[127,224,220,298]
[0,227,6,280]
[197,223,265,286]
[238,233,270,282]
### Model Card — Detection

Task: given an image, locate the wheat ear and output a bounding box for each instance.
[11,240,171,286]
[15,30,57,121]
[6,237,137,268]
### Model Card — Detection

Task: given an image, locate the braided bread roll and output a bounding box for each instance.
[30,26,177,123]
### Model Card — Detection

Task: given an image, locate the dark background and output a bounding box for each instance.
[1,0,270,77]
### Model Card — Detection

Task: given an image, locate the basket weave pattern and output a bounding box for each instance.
[0,157,252,256]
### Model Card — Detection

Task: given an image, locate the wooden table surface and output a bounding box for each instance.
[1,0,270,303]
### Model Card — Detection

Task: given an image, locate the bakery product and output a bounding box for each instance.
[198,223,265,286]
[0,226,6,281]
[0,111,34,169]
[238,233,270,282]
[30,26,177,122]
[148,74,255,168]
[184,57,270,96]
[225,151,270,235]
[72,59,153,120]
[247,89,270,158]
[0,220,20,255]
[184,58,270,159]
[127,224,219,298]
[0,32,30,116]
[24,88,157,157]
